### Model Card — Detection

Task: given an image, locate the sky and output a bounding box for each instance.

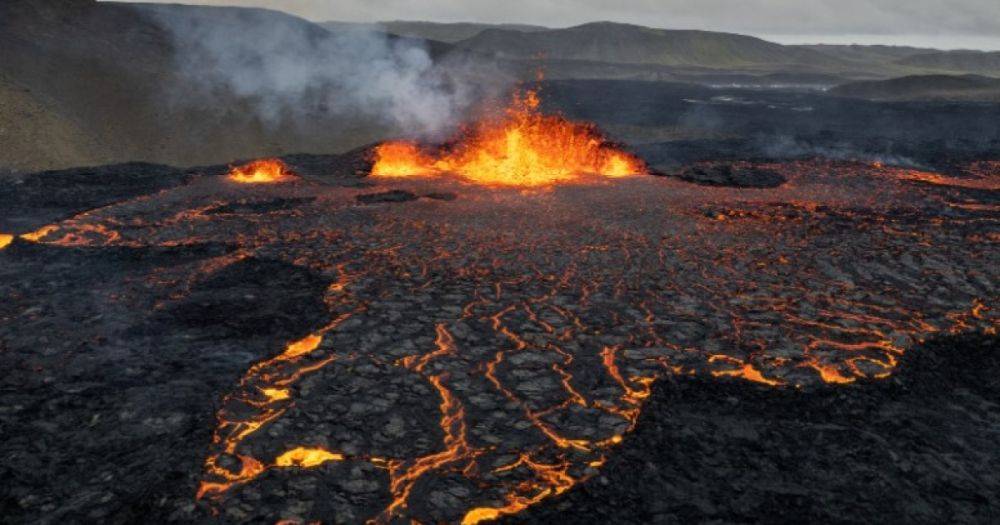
[124,0,1000,50]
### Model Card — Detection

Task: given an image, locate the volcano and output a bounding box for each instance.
[1,134,997,523]
[4,0,1000,521]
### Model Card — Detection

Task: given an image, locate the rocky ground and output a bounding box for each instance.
[510,332,1000,524]
[0,150,997,524]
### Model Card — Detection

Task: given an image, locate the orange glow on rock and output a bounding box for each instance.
[0,234,12,250]
[21,225,59,243]
[811,364,857,384]
[274,447,344,468]
[227,158,294,184]
[260,388,290,402]
[371,89,645,188]
[283,334,323,358]
[196,317,349,501]
[708,355,784,387]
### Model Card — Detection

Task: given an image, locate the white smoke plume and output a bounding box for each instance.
[137,4,510,139]
[759,135,925,168]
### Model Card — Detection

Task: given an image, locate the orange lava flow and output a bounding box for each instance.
[227,158,294,184]
[461,454,576,525]
[20,225,59,243]
[379,324,472,522]
[708,355,784,386]
[196,315,349,501]
[274,447,344,468]
[0,234,12,250]
[371,89,646,188]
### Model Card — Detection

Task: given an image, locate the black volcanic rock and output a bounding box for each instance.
[357,190,419,204]
[0,162,189,232]
[282,144,376,183]
[671,162,786,188]
[206,198,316,215]
[423,192,458,201]
[510,332,1000,525]
[153,257,330,339]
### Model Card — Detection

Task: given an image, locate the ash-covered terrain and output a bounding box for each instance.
[0,139,996,523]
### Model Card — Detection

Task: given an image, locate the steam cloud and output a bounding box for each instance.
[759,136,925,168]
[140,5,508,138]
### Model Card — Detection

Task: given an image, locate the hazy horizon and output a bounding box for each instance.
[117,0,1000,51]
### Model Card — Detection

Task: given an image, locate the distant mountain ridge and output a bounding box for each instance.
[896,50,1000,75]
[322,21,548,43]
[453,22,849,71]
[797,44,934,64]
[323,20,1000,80]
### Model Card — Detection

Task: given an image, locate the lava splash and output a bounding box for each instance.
[228,158,295,184]
[371,89,646,188]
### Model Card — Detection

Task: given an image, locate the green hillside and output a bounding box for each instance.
[321,21,548,43]
[454,22,850,70]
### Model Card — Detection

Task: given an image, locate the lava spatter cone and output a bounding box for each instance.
[371,88,646,188]
[227,158,296,184]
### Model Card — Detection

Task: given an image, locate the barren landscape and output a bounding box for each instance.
[1,105,997,523]
[0,1,998,524]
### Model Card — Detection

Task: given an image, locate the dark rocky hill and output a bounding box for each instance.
[831,74,1000,101]
[896,50,1000,75]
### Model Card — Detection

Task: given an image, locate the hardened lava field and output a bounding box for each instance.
[0,153,997,523]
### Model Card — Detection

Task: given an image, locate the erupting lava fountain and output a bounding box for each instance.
[228,158,296,184]
[371,88,646,188]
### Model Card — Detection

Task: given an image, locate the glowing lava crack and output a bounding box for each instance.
[8,144,997,524]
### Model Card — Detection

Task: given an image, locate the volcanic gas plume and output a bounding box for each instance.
[371,89,646,187]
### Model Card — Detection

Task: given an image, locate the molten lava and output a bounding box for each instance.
[21,225,58,243]
[274,447,343,468]
[227,158,294,184]
[21,151,996,523]
[371,89,645,187]
[0,233,12,250]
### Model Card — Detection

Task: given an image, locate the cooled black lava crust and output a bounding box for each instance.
[511,332,1000,524]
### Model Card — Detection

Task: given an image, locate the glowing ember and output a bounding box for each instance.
[371,89,645,187]
[0,234,12,250]
[227,158,294,184]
